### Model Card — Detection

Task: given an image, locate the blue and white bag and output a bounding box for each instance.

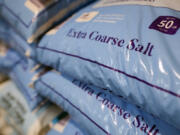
[34,0,180,129]
[34,71,180,135]
[0,0,95,43]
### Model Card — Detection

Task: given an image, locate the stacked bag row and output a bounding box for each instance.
[0,0,94,134]
[0,78,87,135]
[0,41,88,135]
[0,0,180,134]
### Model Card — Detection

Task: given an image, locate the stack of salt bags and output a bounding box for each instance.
[0,43,44,110]
[33,70,180,135]
[0,20,44,110]
[0,0,95,43]
[0,80,87,135]
[0,34,87,135]
[33,0,180,129]
[0,44,87,135]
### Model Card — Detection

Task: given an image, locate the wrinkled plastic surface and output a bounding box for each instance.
[34,71,180,135]
[0,0,95,42]
[35,1,180,129]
